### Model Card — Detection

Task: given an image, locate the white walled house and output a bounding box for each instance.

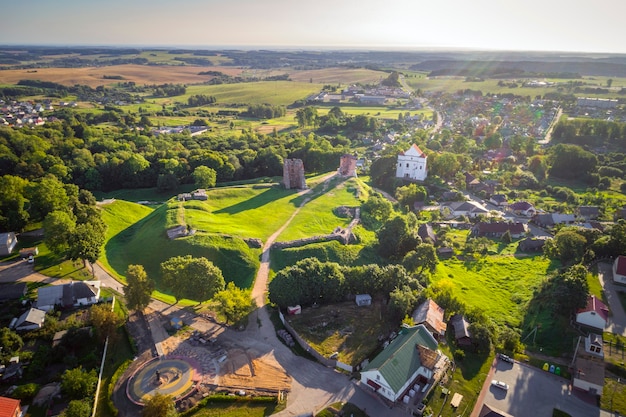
[614,255,626,284]
[360,324,446,402]
[573,334,604,396]
[396,144,427,181]
[36,281,101,311]
[576,295,608,331]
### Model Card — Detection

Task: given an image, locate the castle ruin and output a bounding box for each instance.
[283,158,307,189]
[338,154,357,177]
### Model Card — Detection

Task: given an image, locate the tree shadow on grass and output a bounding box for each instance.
[289,175,346,208]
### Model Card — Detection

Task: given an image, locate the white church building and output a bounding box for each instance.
[396,144,427,181]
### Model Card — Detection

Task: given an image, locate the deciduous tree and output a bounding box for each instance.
[61,367,97,400]
[213,282,255,324]
[125,264,155,312]
[192,166,217,189]
[160,255,225,303]
[142,393,177,417]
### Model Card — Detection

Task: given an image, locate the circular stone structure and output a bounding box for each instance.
[127,357,200,405]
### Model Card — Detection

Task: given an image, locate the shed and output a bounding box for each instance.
[287,305,301,315]
[14,308,46,331]
[355,294,372,307]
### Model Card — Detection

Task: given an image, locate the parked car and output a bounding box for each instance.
[499,353,513,363]
[491,380,509,390]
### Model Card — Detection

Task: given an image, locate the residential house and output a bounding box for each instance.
[508,201,536,217]
[489,194,508,207]
[464,172,496,195]
[436,247,453,259]
[533,213,575,228]
[478,404,514,417]
[396,144,427,181]
[576,295,609,331]
[0,283,27,303]
[36,281,101,312]
[360,324,447,403]
[417,223,437,244]
[572,333,604,395]
[0,396,21,417]
[441,201,489,219]
[471,222,526,238]
[449,314,472,347]
[412,299,447,339]
[0,232,17,256]
[517,237,548,252]
[14,308,46,331]
[577,206,600,220]
[614,255,626,284]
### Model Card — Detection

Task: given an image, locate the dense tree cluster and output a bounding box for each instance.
[160,255,225,303]
[245,104,286,119]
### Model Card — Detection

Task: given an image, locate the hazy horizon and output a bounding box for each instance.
[2,0,625,54]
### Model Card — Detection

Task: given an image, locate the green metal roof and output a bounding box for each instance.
[364,324,438,394]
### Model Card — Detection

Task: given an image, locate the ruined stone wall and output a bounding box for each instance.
[283,158,306,189]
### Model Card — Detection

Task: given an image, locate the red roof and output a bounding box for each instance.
[0,397,20,417]
[616,255,626,276]
[578,295,609,321]
[399,143,426,158]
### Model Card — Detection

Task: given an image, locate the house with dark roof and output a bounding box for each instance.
[36,281,101,312]
[412,299,447,339]
[489,194,508,207]
[517,237,547,252]
[0,396,21,417]
[508,201,536,217]
[360,324,447,403]
[533,213,575,228]
[572,333,604,395]
[478,404,514,417]
[577,206,600,220]
[14,308,46,331]
[449,314,472,347]
[0,283,27,303]
[614,255,626,284]
[576,295,608,331]
[417,223,437,244]
[471,222,526,238]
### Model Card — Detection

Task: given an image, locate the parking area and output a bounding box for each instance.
[476,358,610,417]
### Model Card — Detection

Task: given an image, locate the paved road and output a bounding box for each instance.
[598,261,626,337]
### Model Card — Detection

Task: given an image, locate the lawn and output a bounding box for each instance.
[183,401,281,417]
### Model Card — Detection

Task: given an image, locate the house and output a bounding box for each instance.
[576,295,608,331]
[412,299,447,339]
[577,206,600,220]
[0,396,21,417]
[478,404,514,417]
[417,223,437,244]
[360,324,446,402]
[533,213,575,228]
[613,255,626,284]
[0,283,27,303]
[464,173,496,195]
[471,222,526,238]
[572,334,604,395]
[436,247,453,259]
[396,144,427,181]
[517,237,547,252]
[14,308,46,331]
[449,314,472,347]
[355,294,372,307]
[489,194,508,207]
[441,201,489,219]
[508,201,536,217]
[36,281,101,311]
[0,232,17,256]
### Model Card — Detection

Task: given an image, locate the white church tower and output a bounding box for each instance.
[396,144,427,181]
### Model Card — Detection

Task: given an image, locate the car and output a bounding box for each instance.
[491,380,509,390]
[499,353,513,363]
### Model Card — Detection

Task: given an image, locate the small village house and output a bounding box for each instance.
[0,283,27,303]
[14,308,46,331]
[411,299,447,339]
[576,295,608,331]
[449,314,472,347]
[471,222,526,238]
[0,232,17,256]
[0,396,21,417]
[36,281,101,311]
[614,255,626,284]
[508,201,536,217]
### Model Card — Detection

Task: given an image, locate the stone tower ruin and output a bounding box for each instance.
[338,154,357,177]
[283,158,307,189]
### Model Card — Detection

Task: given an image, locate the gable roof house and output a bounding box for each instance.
[396,144,427,182]
[517,237,548,252]
[576,295,609,331]
[360,324,447,403]
[0,396,22,417]
[533,213,576,228]
[417,223,437,244]
[441,201,489,219]
[0,283,27,303]
[471,222,526,238]
[412,299,447,339]
[36,281,101,312]
[0,232,17,256]
[577,206,600,220]
[614,255,626,284]
[489,194,508,207]
[572,333,605,395]
[14,308,46,331]
[449,314,472,346]
[508,201,536,217]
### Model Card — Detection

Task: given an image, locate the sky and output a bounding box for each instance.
[2,0,625,53]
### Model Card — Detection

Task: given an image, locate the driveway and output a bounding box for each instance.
[472,357,611,417]
[598,261,626,337]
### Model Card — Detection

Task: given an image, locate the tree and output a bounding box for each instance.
[376,215,421,259]
[142,393,177,417]
[68,216,107,274]
[402,244,438,274]
[549,144,597,181]
[192,166,217,189]
[429,152,460,180]
[544,229,587,265]
[61,400,92,417]
[43,210,76,255]
[213,282,255,324]
[0,174,30,231]
[361,193,392,224]
[125,264,155,312]
[389,285,418,321]
[160,255,225,303]
[26,175,70,221]
[469,321,494,353]
[89,303,123,343]
[607,78,613,88]
[395,183,427,208]
[0,328,23,363]
[61,367,97,400]
[554,264,589,313]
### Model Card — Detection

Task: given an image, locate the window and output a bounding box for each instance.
[406,163,409,168]
[376,375,380,381]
